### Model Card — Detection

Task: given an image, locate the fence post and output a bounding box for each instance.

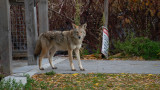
[104,0,109,28]
[101,0,109,59]
[38,0,49,34]
[0,0,12,75]
[24,0,38,65]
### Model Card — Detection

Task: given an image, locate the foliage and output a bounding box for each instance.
[114,36,160,60]
[80,48,90,58]
[109,0,160,43]
[93,48,101,58]
[80,47,102,59]
[0,74,4,81]
[0,79,23,90]
[45,71,56,75]
[24,74,34,89]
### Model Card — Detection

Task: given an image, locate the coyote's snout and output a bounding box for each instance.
[34,23,87,71]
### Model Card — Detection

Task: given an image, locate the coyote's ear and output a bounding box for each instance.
[72,23,78,30]
[82,23,87,29]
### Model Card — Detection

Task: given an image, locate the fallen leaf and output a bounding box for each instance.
[72,73,79,76]
[94,83,99,86]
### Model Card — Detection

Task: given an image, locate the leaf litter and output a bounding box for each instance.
[32,73,160,89]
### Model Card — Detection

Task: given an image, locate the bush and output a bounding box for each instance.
[114,37,160,60]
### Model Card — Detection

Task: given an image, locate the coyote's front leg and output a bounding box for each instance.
[68,49,76,71]
[75,48,85,71]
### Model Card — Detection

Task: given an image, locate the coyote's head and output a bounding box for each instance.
[71,23,87,40]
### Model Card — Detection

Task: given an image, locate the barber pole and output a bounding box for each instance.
[101,26,109,58]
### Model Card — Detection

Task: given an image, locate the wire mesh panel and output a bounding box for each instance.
[10,4,27,57]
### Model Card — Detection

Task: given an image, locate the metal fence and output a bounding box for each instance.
[10,4,27,57]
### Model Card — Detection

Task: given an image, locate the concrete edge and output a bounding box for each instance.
[3,58,67,85]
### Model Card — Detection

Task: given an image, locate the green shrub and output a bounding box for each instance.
[93,48,101,58]
[80,48,90,58]
[0,74,4,81]
[114,37,160,60]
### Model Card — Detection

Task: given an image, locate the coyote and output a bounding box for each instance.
[34,23,87,71]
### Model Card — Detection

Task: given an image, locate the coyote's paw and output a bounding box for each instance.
[39,67,44,70]
[72,69,76,71]
[80,68,85,71]
[52,67,57,69]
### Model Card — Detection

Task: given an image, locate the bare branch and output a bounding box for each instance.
[58,0,65,13]
[48,8,74,23]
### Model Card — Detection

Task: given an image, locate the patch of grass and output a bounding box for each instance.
[45,71,56,75]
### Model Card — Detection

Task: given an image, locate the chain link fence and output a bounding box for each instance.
[10,4,27,58]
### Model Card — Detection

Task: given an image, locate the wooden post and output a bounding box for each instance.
[38,0,49,34]
[0,0,12,75]
[101,0,109,59]
[38,0,49,58]
[24,0,38,65]
[104,0,109,28]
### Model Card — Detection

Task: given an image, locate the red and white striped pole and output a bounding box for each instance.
[101,26,109,58]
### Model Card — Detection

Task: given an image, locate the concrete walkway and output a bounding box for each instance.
[51,60,160,74]
[4,57,160,85]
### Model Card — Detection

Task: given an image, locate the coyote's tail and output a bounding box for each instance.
[34,39,41,58]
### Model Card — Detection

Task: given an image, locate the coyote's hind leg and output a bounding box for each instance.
[39,46,48,70]
[49,48,57,69]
